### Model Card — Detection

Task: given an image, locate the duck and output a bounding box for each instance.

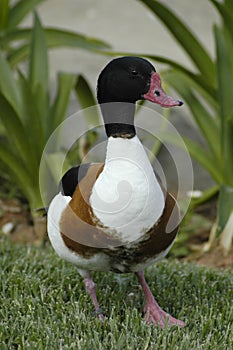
[47,56,185,328]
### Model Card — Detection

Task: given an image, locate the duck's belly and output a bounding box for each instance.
[47,194,176,274]
[90,159,165,243]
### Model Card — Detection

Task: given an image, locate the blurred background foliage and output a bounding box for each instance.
[0,0,108,235]
[137,0,233,256]
[0,0,232,256]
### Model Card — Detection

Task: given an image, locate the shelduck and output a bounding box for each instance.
[47,56,185,327]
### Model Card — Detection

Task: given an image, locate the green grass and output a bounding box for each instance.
[0,237,232,350]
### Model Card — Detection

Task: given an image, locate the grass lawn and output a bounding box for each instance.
[0,237,232,350]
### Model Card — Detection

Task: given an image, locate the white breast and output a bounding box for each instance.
[90,136,165,243]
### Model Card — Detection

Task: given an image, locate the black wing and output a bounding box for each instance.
[59,163,93,197]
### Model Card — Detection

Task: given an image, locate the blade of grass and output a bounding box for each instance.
[8,0,44,30]
[29,12,49,134]
[138,0,215,83]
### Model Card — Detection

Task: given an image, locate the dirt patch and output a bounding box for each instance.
[0,198,36,243]
[197,247,233,270]
[185,243,233,271]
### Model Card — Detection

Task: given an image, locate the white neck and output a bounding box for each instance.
[90,135,165,242]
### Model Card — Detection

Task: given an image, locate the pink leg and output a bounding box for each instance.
[136,271,185,328]
[83,277,104,323]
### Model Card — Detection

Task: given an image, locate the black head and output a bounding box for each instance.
[97,56,155,104]
[97,56,183,138]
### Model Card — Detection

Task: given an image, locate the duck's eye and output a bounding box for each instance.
[131,70,138,76]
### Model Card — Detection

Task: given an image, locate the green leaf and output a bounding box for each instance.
[17,70,45,159]
[163,70,221,161]
[0,140,36,201]
[138,0,215,83]
[182,137,223,184]
[224,0,233,9]
[29,13,49,132]
[215,26,233,122]
[8,0,44,30]
[7,44,29,67]
[216,185,233,237]
[75,75,100,127]
[215,26,233,185]
[210,0,233,36]
[0,51,22,117]
[2,28,110,49]
[0,0,9,31]
[75,75,97,109]
[44,28,111,51]
[50,72,77,133]
[190,185,219,208]
[7,28,110,66]
[0,93,37,173]
[44,152,69,186]
[1,28,31,46]
[162,132,222,184]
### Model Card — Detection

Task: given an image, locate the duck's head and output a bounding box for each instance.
[97,56,183,138]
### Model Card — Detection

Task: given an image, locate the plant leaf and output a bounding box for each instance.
[29,12,49,133]
[0,51,22,117]
[216,185,233,237]
[190,185,219,208]
[7,28,110,66]
[17,70,45,160]
[210,0,233,36]
[44,152,70,186]
[224,0,233,9]
[215,25,233,186]
[162,132,222,184]
[0,93,37,173]
[45,28,111,51]
[138,0,215,83]
[0,0,9,31]
[8,0,44,30]
[50,72,77,133]
[163,70,221,161]
[0,140,36,199]
[75,75,100,127]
